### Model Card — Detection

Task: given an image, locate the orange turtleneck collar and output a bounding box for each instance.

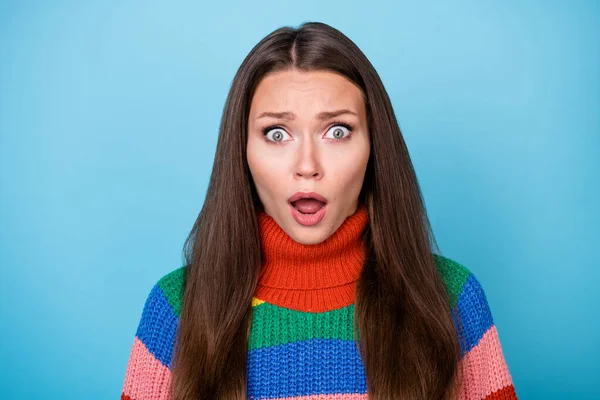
[255,202,369,312]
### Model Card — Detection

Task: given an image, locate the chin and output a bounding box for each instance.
[290,228,329,245]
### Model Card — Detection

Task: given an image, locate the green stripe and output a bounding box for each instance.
[434,254,470,308]
[249,302,357,350]
[157,266,185,317]
[153,255,469,328]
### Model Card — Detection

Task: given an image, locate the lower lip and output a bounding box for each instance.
[289,202,327,226]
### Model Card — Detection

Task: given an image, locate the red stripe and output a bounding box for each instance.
[483,384,518,399]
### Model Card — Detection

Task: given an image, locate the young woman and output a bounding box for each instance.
[121,22,517,400]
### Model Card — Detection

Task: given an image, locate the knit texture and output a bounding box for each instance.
[121,203,517,399]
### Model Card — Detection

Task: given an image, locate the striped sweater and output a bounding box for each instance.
[121,203,517,399]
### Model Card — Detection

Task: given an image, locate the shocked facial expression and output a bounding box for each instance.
[247,69,370,245]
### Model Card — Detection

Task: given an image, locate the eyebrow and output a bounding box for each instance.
[257,109,359,121]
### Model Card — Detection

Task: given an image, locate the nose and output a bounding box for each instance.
[294,135,322,180]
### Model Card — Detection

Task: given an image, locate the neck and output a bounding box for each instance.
[255,202,369,312]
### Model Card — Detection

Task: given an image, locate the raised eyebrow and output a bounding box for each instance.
[256,109,358,121]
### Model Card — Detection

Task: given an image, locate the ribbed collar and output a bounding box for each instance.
[255,202,369,312]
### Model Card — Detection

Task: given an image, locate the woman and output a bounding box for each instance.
[121,22,517,400]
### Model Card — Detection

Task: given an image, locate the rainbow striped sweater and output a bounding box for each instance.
[121,204,517,399]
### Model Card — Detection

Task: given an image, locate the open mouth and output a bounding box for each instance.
[291,198,327,214]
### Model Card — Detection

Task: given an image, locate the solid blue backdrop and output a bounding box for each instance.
[0,1,598,399]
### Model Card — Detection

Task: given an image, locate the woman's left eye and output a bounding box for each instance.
[325,123,354,140]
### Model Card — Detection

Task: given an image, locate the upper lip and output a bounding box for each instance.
[288,191,328,204]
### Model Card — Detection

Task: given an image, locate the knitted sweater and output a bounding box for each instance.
[121,203,517,399]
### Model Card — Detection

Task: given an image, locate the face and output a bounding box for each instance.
[247,69,370,245]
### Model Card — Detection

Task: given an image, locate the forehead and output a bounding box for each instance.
[249,69,365,117]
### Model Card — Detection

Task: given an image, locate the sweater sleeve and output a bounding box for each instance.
[454,272,517,400]
[121,283,178,400]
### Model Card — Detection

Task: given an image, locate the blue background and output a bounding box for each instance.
[1,1,598,398]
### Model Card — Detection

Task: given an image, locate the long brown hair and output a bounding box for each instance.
[173,22,465,399]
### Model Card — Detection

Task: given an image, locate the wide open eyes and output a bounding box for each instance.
[262,122,354,144]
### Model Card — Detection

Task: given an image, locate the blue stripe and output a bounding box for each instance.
[246,338,367,399]
[135,284,178,368]
[453,273,494,355]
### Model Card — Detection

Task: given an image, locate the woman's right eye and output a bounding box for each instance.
[262,127,291,143]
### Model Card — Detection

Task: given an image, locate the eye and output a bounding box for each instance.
[324,122,354,140]
[262,126,291,143]
[261,121,355,144]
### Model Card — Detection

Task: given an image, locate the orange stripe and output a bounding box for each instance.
[122,337,172,400]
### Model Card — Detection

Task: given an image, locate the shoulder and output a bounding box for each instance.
[155,265,186,317]
[140,265,186,318]
[433,254,495,353]
[433,254,474,308]
[134,266,186,369]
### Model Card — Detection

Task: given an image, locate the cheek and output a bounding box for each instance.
[339,163,367,187]
[327,146,370,185]
[247,151,285,190]
[248,158,267,187]
[247,139,268,182]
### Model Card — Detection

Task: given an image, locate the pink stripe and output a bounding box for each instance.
[272,395,367,400]
[122,337,172,400]
[457,325,514,400]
